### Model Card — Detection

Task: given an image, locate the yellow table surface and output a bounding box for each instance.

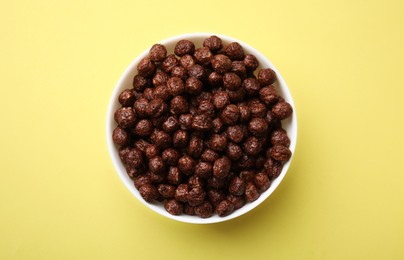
[1,0,403,259]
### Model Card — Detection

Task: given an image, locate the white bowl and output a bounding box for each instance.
[106,33,297,224]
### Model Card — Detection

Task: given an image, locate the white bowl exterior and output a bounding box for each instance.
[106,33,297,224]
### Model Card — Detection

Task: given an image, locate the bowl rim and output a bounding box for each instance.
[106,32,297,224]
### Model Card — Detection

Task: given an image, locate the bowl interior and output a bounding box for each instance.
[106,33,297,224]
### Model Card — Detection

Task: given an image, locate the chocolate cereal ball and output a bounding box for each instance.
[139,184,159,202]
[223,72,242,90]
[240,170,255,183]
[259,85,278,105]
[208,71,223,87]
[164,199,183,215]
[243,78,261,96]
[197,100,215,118]
[170,96,189,115]
[153,85,170,101]
[188,135,204,158]
[195,161,213,179]
[272,101,293,120]
[187,186,206,206]
[220,104,240,125]
[207,189,226,207]
[229,176,246,196]
[133,75,149,92]
[243,54,259,71]
[248,118,268,137]
[119,146,131,162]
[173,129,189,148]
[149,44,167,62]
[223,42,245,60]
[216,199,235,217]
[244,182,259,202]
[211,54,232,74]
[231,61,247,79]
[162,116,179,133]
[238,103,251,122]
[209,134,228,152]
[226,87,246,102]
[192,114,213,132]
[185,77,203,95]
[249,100,267,118]
[271,129,290,147]
[257,68,276,86]
[152,71,170,87]
[134,119,154,137]
[161,54,179,73]
[119,89,136,107]
[178,154,195,175]
[227,194,245,210]
[270,145,292,162]
[133,139,149,152]
[147,98,167,118]
[162,148,180,166]
[114,107,136,128]
[144,144,159,159]
[179,114,193,130]
[188,175,204,188]
[134,174,152,189]
[212,91,230,109]
[175,184,189,202]
[148,156,165,174]
[213,156,231,179]
[137,57,155,77]
[226,125,244,143]
[254,172,271,192]
[150,129,172,149]
[188,64,206,81]
[167,166,182,185]
[194,201,213,218]
[112,127,130,146]
[175,39,195,56]
[194,47,213,66]
[203,35,223,52]
[243,136,263,156]
[167,77,185,96]
[226,142,243,161]
[171,66,188,81]
[133,98,149,118]
[201,149,219,163]
[212,117,224,133]
[179,54,196,70]
[157,184,176,199]
[143,87,154,101]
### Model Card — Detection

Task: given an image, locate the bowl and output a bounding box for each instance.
[106,33,297,224]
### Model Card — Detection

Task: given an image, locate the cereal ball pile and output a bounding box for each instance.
[113,36,293,218]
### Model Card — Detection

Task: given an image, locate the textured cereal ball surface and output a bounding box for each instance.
[118,89,136,107]
[112,127,130,145]
[164,199,183,215]
[216,199,235,217]
[139,184,158,203]
[211,54,232,74]
[203,35,222,51]
[137,57,156,77]
[114,107,136,128]
[272,101,293,120]
[175,39,195,56]
[258,68,276,86]
[149,44,167,62]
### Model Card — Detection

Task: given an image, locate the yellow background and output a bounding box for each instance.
[1,0,403,259]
